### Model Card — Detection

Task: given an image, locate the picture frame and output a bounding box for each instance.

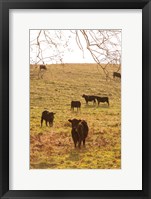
[0,0,150,198]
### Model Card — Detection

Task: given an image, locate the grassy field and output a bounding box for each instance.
[30,63,121,169]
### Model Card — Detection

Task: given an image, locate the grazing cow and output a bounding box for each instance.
[82,94,96,105]
[113,72,121,79]
[95,96,109,106]
[71,101,81,111]
[68,119,89,148]
[41,110,55,127]
[40,65,47,71]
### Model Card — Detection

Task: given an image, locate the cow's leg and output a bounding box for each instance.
[41,118,43,127]
[41,72,43,79]
[73,137,77,148]
[83,139,86,147]
[106,99,109,106]
[45,120,48,126]
[74,141,77,148]
[78,140,82,148]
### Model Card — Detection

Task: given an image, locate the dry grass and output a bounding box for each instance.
[30,63,121,169]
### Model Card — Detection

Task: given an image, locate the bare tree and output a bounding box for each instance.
[30,29,121,79]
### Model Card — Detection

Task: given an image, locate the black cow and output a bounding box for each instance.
[41,110,55,127]
[40,65,47,71]
[68,119,89,148]
[82,94,96,105]
[113,72,121,79]
[71,101,81,111]
[95,96,109,106]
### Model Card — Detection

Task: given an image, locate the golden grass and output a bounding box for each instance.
[30,63,121,169]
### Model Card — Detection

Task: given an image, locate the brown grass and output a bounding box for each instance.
[30,63,121,169]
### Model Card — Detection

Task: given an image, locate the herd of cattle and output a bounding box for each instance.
[38,65,121,80]
[71,94,109,111]
[41,110,89,149]
[38,65,121,148]
[40,94,110,148]
[41,94,110,127]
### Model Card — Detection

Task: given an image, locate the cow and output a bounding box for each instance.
[82,94,96,105]
[68,119,89,148]
[41,110,55,127]
[95,96,109,106]
[113,72,121,79]
[40,64,47,71]
[71,101,81,111]
[38,65,47,79]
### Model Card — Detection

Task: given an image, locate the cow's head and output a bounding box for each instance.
[68,119,81,130]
